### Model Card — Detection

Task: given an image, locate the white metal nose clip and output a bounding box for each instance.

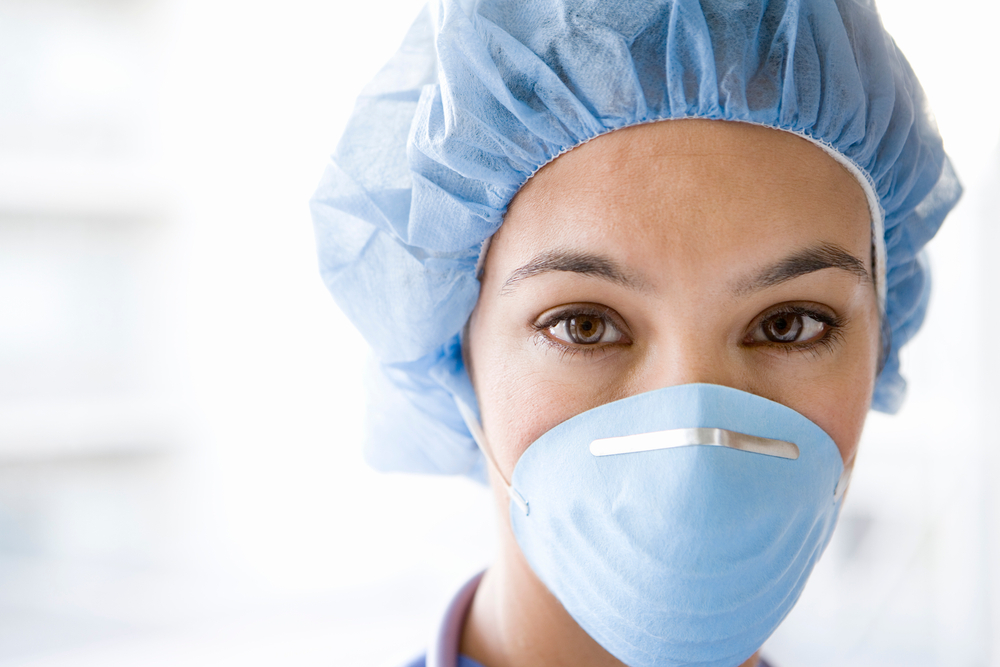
[589,427,800,460]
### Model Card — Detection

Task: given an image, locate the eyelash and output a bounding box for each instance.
[743,304,846,356]
[532,305,630,358]
[532,303,846,359]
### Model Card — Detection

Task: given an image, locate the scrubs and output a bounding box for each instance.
[403,572,485,667]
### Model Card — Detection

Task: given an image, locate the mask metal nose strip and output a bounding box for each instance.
[589,427,800,460]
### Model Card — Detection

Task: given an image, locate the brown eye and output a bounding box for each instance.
[570,315,604,343]
[548,313,624,345]
[765,314,800,342]
[752,311,827,344]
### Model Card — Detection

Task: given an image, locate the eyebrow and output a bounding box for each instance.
[500,250,646,296]
[733,242,871,295]
[498,242,870,297]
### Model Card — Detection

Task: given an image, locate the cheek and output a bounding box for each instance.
[474,359,589,478]
[779,318,880,466]
[467,297,636,478]
[467,308,551,476]
[803,379,871,466]
[469,322,641,478]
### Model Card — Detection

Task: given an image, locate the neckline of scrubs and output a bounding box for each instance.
[426,570,485,667]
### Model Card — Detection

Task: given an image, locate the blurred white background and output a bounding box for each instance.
[0,0,996,665]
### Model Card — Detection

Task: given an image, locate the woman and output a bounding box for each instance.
[311,1,960,666]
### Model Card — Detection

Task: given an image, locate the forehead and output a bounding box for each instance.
[490,119,871,284]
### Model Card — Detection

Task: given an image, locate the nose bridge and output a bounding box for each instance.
[640,319,744,393]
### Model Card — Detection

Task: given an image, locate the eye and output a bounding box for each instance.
[746,307,834,346]
[542,309,626,346]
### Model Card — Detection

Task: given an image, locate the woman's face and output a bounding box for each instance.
[467,119,880,481]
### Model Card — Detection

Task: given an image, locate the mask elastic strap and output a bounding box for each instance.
[455,398,530,516]
[834,462,854,501]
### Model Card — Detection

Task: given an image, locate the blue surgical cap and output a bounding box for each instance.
[311,0,961,480]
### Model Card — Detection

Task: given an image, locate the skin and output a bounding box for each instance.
[461,119,881,667]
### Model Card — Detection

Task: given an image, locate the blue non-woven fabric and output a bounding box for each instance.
[509,383,844,666]
[311,0,961,479]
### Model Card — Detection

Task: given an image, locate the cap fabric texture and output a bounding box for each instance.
[311,0,961,480]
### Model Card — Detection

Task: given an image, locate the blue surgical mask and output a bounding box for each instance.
[458,383,851,667]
